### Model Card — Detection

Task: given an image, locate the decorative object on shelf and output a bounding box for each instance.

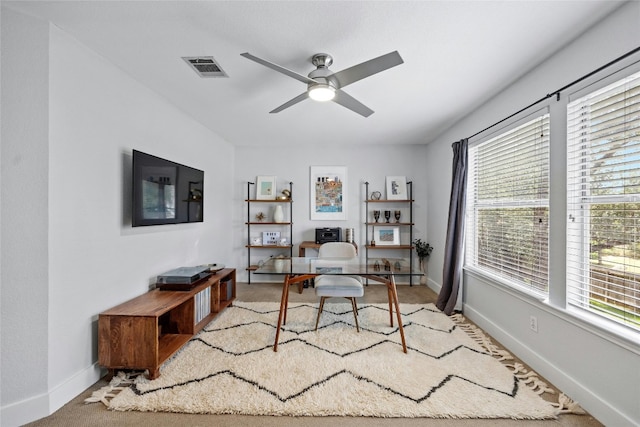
[384,210,391,223]
[310,166,347,220]
[279,237,289,246]
[394,210,401,223]
[255,212,265,222]
[373,210,381,223]
[345,228,354,243]
[274,255,286,273]
[273,205,284,223]
[371,191,381,200]
[262,231,281,245]
[277,189,292,201]
[256,176,276,200]
[414,238,433,285]
[371,239,376,246]
[251,237,262,246]
[374,226,400,245]
[386,176,407,200]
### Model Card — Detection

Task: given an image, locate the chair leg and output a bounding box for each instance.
[350,297,360,332]
[315,297,326,330]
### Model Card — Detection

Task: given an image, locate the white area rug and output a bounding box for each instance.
[91,302,580,418]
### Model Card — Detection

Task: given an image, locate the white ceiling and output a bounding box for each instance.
[4,1,625,147]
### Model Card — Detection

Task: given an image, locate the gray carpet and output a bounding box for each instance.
[25,282,603,427]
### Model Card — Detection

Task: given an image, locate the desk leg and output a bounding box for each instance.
[387,284,394,327]
[274,274,291,352]
[283,275,292,325]
[389,275,407,353]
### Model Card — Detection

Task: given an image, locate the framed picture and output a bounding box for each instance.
[262,231,281,246]
[386,176,407,200]
[310,166,347,220]
[373,226,400,246]
[256,176,276,200]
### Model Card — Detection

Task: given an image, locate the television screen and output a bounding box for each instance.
[132,150,204,227]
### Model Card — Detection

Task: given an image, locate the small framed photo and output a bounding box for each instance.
[386,176,407,200]
[262,231,281,246]
[256,176,276,200]
[373,226,400,246]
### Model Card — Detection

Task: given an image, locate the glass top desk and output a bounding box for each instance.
[254,257,422,353]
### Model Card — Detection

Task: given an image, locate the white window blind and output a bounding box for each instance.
[466,114,550,294]
[567,70,640,331]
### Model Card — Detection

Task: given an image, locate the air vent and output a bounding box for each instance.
[182,56,228,78]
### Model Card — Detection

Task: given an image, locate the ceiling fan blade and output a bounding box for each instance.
[241,52,316,85]
[332,90,374,117]
[269,92,309,114]
[332,51,404,88]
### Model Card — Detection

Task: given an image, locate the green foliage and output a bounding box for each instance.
[413,239,433,259]
[590,299,640,329]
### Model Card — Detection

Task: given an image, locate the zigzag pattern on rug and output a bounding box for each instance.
[86,302,584,418]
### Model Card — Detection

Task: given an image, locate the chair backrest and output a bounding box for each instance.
[318,242,357,259]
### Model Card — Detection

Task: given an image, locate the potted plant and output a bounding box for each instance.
[413,239,433,284]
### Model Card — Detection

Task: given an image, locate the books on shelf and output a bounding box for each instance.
[194,287,211,324]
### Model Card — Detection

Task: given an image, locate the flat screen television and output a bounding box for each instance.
[132,150,204,227]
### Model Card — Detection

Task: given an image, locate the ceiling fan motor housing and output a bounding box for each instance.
[308,65,338,90]
[311,53,333,68]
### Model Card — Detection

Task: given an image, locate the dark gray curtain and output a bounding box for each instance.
[437,138,468,315]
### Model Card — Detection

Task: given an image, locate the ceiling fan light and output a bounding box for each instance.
[308,84,335,102]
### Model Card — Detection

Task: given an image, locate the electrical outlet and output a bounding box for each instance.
[529,315,538,333]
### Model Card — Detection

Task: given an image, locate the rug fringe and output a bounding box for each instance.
[450,313,586,416]
[83,371,144,407]
[553,393,587,415]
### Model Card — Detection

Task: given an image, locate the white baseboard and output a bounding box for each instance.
[427,277,441,294]
[1,390,50,427]
[463,304,635,426]
[0,363,103,427]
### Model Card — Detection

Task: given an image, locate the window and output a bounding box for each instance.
[567,70,640,331]
[466,114,550,295]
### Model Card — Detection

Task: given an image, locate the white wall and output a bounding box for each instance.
[1,10,235,426]
[232,144,430,284]
[1,7,51,419]
[424,3,640,425]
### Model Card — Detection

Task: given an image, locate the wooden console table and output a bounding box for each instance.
[298,241,357,257]
[98,268,235,379]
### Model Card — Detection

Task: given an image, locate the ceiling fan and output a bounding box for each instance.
[240,51,403,117]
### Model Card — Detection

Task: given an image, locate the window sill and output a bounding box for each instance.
[463,265,640,354]
[463,265,548,302]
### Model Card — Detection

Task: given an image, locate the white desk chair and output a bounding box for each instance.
[314,242,364,332]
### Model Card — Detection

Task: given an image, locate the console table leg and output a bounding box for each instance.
[149,367,160,380]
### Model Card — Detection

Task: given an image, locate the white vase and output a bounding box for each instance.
[419,258,428,285]
[273,205,284,223]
